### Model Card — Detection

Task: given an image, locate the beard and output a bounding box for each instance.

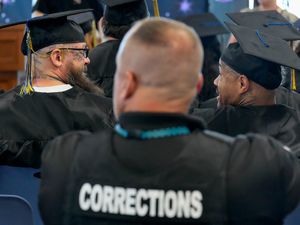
[67,64,104,95]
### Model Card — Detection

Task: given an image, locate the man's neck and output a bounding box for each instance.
[238,93,276,106]
[33,79,66,87]
[102,36,118,43]
[123,99,190,115]
[259,3,278,11]
[32,71,67,87]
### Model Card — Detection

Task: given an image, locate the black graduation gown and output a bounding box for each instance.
[0,85,114,168]
[39,112,300,225]
[193,86,300,120]
[87,40,121,97]
[275,86,300,119]
[192,104,300,151]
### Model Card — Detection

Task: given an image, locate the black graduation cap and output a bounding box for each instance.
[0,9,91,95]
[178,13,229,37]
[69,11,95,34]
[226,10,300,41]
[221,22,300,90]
[102,0,149,25]
[0,9,91,55]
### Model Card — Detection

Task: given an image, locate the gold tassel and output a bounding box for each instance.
[91,20,98,48]
[20,30,34,96]
[291,68,297,91]
[153,0,160,17]
[290,41,297,91]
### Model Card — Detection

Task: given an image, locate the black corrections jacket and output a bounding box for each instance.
[39,112,300,225]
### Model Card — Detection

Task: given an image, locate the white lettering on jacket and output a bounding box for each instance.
[79,183,203,219]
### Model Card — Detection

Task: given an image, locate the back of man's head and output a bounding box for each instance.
[113,17,204,118]
[102,0,149,39]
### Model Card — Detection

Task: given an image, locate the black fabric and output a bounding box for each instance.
[178,13,228,37]
[87,40,120,97]
[0,85,114,168]
[276,86,300,119]
[193,86,300,121]
[69,11,95,34]
[193,104,300,151]
[33,0,104,23]
[39,112,300,225]
[103,0,148,25]
[0,9,90,55]
[225,23,300,71]
[21,18,85,55]
[198,36,221,102]
[221,42,282,90]
[226,10,300,41]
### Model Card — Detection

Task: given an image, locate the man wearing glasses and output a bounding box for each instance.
[0,10,114,168]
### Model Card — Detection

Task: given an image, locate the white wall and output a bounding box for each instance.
[277,0,300,17]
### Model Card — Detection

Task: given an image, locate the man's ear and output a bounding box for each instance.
[238,75,250,94]
[122,71,138,100]
[99,17,106,39]
[99,17,105,30]
[49,49,64,67]
[196,73,204,94]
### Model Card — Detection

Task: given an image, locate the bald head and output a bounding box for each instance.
[113,17,204,118]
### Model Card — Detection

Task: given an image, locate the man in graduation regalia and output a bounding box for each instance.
[0,10,114,168]
[87,0,149,97]
[39,17,300,225]
[193,22,300,152]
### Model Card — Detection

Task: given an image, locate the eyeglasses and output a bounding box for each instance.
[46,48,89,58]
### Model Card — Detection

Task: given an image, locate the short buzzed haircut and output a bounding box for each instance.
[117,17,204,99]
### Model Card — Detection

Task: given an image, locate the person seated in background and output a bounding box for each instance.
[39,17,300,225]
[244,0,298,21]
[197,13,300,119]
[87,0,149,97]
[193,23,300,151]
[0,10,114,168]
[69,11,100,49]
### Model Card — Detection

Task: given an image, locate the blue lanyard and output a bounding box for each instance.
[114,124,191,140]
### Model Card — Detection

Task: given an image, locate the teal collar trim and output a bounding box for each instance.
[114,124,191,140]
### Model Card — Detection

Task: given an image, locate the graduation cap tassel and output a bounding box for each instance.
[91,20,98,48]
[291,68,297,91]
[153,0,160,17]
[290,41,297,91]
[20,29,34,96]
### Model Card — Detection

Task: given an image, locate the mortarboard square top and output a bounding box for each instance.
[0,9,92,55]
[178,13,229,37]
[68,11,95,34]
[226,10,300,40]
[103,0,139,7]
[225,22,300,70]
[68,11,95,25]
[102,0,149,26]
[221,23,300,89]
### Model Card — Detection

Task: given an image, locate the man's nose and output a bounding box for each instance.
[214,75,220,87]
[84,57,90,65]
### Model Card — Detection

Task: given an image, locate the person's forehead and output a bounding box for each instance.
[63,42,88,48]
